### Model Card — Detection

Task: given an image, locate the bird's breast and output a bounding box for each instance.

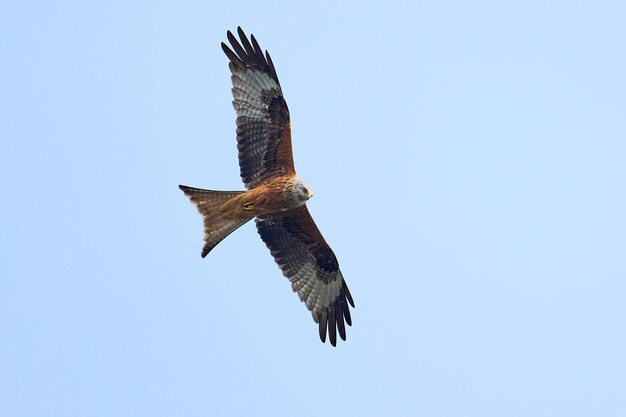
[231,178,295,217]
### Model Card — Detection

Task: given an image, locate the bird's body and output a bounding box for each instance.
[229,175,313,217]
[219,177,305,218]
[179,28,354,346]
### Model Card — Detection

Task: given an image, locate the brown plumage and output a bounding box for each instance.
[179,27,354,346]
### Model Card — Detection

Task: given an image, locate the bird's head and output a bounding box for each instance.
[296,179,314,202]
[285,177,314,206]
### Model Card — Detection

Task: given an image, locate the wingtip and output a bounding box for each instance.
[220,41,232,57]
[319,314,327,343]
[336,306,346,341]
[343,282,355,308]
[329,311,337,347]
[226,30,237,46]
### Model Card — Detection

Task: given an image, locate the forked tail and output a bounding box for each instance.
[179,185,251,257]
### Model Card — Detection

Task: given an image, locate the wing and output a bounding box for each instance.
[255,206,355,346]
[221,27,295,189]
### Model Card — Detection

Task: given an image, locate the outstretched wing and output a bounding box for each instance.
[255,206,355,346]
[222,27,295,189]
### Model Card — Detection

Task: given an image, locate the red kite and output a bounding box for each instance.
[179,27,354,346]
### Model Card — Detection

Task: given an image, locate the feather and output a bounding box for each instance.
[221,28,294,189]
[256,206,354,346]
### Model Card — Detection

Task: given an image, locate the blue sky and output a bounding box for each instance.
[2,1,625,416]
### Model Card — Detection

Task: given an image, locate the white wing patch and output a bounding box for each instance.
[288,260,344,323]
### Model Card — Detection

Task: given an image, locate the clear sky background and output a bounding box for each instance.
[2,1,625,416]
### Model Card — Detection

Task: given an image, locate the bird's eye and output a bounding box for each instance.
[303,187,308,194]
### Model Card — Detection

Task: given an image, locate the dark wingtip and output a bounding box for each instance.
[319,312,327,343]
[313,284,355,346]
[236,26,246,40]
[265,51,280,85]
[343,281,355,308]
[343,300,352,327]
[201,242,214,258]
[221,41,244,68]
[336,303,346,341]
[328,308,337,347]
[222,27,280,86]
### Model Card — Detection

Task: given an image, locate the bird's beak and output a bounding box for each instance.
[307,191,314,199]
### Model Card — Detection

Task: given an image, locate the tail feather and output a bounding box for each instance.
[179,185,242,213]
[179,185,251,257]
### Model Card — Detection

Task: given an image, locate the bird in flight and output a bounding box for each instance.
[179,27,354,346]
